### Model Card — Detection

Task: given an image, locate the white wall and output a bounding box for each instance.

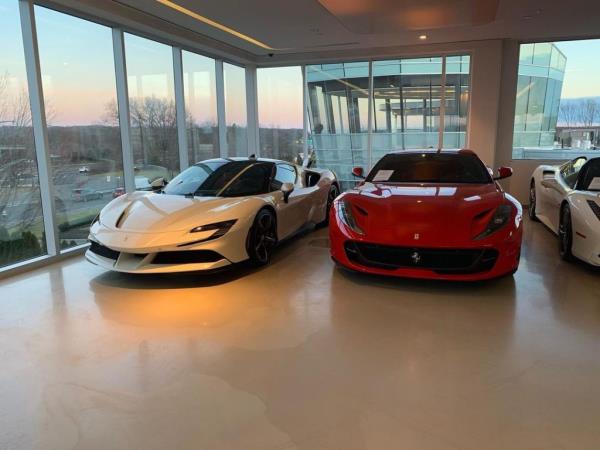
[467,40,503,167]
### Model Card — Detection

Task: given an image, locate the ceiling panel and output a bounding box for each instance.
[112,0,600,58]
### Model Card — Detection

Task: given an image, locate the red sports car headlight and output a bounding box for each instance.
[474,204,513,240]
[337,200,365,235]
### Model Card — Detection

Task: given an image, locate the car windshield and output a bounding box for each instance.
[366,152,492,184]
[163,160,270,197]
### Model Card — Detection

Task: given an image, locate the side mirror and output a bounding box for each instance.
[150,177,166,191]
[281,182,294,203]
[352,167,365,179]
[493,167,512,180]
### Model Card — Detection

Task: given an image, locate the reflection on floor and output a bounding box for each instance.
[1,217,600,450]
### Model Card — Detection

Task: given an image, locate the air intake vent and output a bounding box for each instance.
[587,200,600,220]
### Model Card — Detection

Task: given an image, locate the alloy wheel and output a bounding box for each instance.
[251,210,277,265]
[558,206,573,261]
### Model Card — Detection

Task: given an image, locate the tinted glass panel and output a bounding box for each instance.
[0,0,46,266]
[366,153,491,184]
[36,6,123,249]
[223,63,247,156]
[125,34,179,181]
[513,39,600,160]
[222,163,272,197]
[274,164,296,186]
[306,61,370,190]
[182,51,219,164]
[257,66,303,163]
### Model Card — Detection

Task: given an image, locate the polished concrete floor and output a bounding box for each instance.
[1,218,600,450]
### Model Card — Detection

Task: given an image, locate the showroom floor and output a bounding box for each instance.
[1,217,599,450]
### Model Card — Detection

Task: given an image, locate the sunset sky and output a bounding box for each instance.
[1,1,599,129]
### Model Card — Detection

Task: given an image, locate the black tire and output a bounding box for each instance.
[317,184,339,228]
[528,181,539,221]
[558,204,575,262]
[246,209,277,266]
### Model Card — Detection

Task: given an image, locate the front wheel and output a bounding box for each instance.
[317,184,339,228]
[246,209,277,266]
[558,205,574,262]
[529,182,539,221]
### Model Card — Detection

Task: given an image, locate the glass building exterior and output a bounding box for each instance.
[513,43,567,151]
[306,56,471,189]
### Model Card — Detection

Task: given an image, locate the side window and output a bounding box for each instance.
[222,163,272,197]
[560,158,586,188]
[271,164,297,190]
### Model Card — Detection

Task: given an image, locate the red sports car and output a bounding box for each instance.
[329,150,523,281]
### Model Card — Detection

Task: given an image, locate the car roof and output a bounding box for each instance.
[195,157,294,165]
[387,148,476,156]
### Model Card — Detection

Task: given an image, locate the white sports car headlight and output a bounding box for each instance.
[190,219,237,240]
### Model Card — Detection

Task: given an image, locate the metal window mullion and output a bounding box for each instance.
[245,65,259,156]
[112,28,135,193]
[173,46,189,169]
[19,0,59,256]
[367,60,374,170]
[215,60,227,157]
[438,56,448,149]
[302,65,309,166]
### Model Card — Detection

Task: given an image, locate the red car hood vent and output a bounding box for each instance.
[347,182,503,246]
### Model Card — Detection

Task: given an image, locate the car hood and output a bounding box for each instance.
[99,191,246,233]
[341,182,507,246]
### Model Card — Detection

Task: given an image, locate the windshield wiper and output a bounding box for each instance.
[183,192,196,198]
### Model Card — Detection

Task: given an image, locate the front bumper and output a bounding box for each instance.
[85,242,233,274]
[86,220,251,273]
[329,217,522,281]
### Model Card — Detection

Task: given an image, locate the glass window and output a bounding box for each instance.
[182,51,218,164]
[512,39,600,159]
[372,58,443,156]
[222,163,272,197]
[125,33,179,180]
[273,163,296,189]
[306,61,369,190]
[306,57,471,190]
[223,63,247,156]
[0,0,46,266]
[257,66,303,163]
[559,157,587,188]
[36,6,123,250]
[443,55,470,148]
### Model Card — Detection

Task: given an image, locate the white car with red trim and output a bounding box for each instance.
[86,157,338,273]
[529,156,600,265]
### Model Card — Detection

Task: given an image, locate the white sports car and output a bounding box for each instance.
[86,157,339,273]
[529,156,600,265]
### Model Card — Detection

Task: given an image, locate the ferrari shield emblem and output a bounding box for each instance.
[411,251,421,264]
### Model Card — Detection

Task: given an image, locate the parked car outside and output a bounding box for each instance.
[72,188,103,202]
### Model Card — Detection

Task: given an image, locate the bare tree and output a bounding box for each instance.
[0,72,43,234]
[558,101,579,127]
[577,98,600,127]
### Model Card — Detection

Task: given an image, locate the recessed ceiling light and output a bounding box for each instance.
[419,34,428,40]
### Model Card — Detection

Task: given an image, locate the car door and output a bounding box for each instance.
[272,163,309,238]
[298,167,327,223]
[542,160,581,231]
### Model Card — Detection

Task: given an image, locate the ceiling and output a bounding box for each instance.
[111,0,600,60]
